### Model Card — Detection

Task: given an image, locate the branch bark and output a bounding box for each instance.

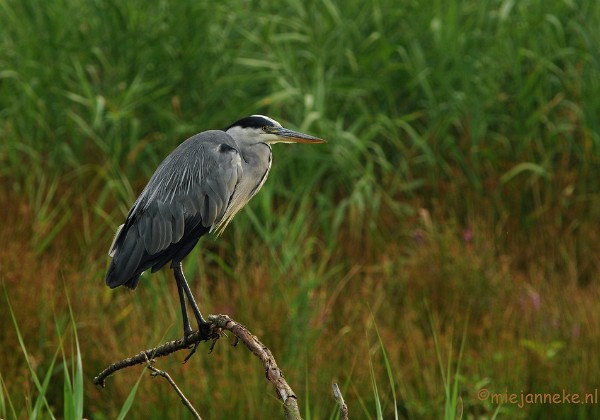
[146,359,202,420]
[332,383,349,420]
[208,314,302,420]
[94,314,302,420]
[93,327,218,387]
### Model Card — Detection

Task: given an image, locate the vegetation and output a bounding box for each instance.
[1,0,599,418]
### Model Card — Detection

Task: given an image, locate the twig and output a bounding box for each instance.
[94,314,302,419]
[145,357,202,420]
[93,327,219,387]
[332,383,349,420]
[207,314,302,420]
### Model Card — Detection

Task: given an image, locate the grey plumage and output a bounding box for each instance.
[105,115,324,335]
[106,131,242,288]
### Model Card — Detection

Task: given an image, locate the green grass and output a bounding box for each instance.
[430,311,467,420]
[1,0,600,418]
[3,286,83,419]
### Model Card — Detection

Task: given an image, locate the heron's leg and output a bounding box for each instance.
[173,262,208,328]
[174,274,193,337]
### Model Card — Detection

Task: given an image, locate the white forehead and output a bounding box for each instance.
[251,115,282,127]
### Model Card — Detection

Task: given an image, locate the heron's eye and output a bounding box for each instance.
[262,126,269,132]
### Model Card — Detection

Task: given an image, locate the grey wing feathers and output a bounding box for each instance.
[137,131,242,254]
[106,131,242,288]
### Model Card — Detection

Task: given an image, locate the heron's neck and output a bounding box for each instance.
[239,142,272,194]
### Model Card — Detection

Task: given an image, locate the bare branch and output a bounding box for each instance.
[93,327,219,387]
[207,314,302,420]
[332,383,349,420]
[94,314,302,419]
[146,358,202,420]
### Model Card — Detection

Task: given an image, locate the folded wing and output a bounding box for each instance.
[105,131,243,289]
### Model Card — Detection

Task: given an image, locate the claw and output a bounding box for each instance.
[209,337,219,353]
[183,341,201,363]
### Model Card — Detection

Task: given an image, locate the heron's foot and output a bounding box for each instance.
[180,320,220,362]
[182,328,194,345]
[198,320,213,340]
[183,340,201,363]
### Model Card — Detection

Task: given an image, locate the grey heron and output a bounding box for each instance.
[105,115,325,337]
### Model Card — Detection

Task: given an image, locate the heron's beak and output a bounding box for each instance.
[268,127,325,144]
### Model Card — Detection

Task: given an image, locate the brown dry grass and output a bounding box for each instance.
[2,178,599,418]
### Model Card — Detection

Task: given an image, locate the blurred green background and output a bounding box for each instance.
[1,0,599,418]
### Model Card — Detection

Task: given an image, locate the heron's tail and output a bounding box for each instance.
[105,262,142,289]
[105,224,144,289]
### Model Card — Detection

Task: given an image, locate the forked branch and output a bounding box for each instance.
[94,314,302,420]
[146,359,202,420]
[93,327,219,387]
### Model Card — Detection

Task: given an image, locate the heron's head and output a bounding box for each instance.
[225,115,325,146]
